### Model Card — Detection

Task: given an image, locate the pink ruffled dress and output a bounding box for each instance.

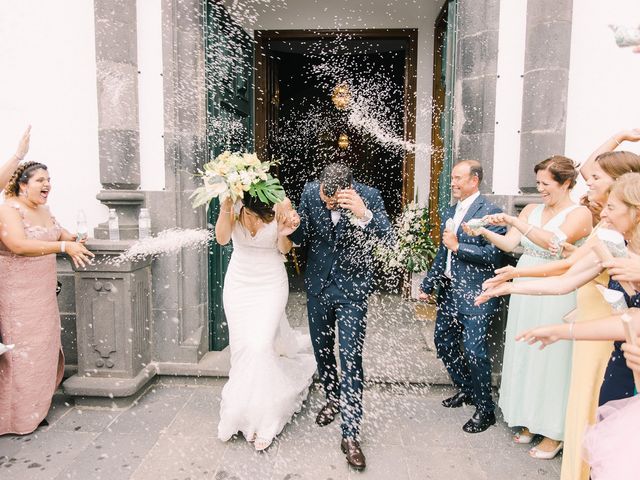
[0,204,64,435]
[583,394,640,479]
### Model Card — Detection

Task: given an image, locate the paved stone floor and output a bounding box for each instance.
[0,380,561,480]
[0,293,562,479]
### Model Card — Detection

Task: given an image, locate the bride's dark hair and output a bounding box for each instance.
[242,191,275,223]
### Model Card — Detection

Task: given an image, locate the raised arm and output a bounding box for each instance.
[0,126,30,191]
[214,197,235,245]
[288,183,311,246]
[580,128,640,181]
[275,198,294,254]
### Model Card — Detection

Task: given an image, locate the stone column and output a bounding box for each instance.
[518,0,574,192]
[144,0,208,364]
[93,0,144,239]
[62,1,155,399]
[454,0,501,193]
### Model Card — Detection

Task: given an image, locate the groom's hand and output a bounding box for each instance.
[337,188,366,219]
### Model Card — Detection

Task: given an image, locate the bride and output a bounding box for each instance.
[214,192,316,451]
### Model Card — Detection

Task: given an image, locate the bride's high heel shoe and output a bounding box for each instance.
[254,437,272,451]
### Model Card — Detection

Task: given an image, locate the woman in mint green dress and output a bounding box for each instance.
[465,156,592,459]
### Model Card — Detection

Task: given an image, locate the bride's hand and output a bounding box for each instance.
[278,210,300,236]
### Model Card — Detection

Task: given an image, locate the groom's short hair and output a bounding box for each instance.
[320,163,353,196]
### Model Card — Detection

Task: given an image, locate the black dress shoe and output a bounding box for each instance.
[315,400,340,426]
[442,391,473,408]
[341,438,366,470]
[462,410,496,433]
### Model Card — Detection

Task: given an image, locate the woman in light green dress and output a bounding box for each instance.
[465,155,592,458]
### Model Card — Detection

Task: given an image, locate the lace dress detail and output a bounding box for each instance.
[217,220,316,444]
[0,203,65,435]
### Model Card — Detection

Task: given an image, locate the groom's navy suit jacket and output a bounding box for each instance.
[290,181,392,302]
[420,194,505,316]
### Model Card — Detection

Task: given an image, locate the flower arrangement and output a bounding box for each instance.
[191,151,285,209]
[376,202,437,273]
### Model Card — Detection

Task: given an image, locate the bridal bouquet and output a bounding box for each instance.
[191,151,285,209]
[376,202,437,273]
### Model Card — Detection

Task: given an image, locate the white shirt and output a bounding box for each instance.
[445,191,480,278]
[331,209,373,228]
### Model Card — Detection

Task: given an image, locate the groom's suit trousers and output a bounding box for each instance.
[307,281,367,439]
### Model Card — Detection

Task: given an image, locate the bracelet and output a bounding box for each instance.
[60,241,66,253]
[568,321,575,340]
[220,209,233,214]
[14,153,24,161]
[523,224,534,238]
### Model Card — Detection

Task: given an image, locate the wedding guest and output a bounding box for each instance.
[419,160,505,434]
[467,156,592,459]
[482,173,640,405]
[478,135,640,477]
[0,162,93,435]
[517,308,640,480]
[0,126,30,191]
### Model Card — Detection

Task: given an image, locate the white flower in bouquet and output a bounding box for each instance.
[191,151,285,209]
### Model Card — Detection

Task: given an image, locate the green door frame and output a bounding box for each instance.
[205,0,254,351]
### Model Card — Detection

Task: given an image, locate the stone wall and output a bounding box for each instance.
[454,0,500,193]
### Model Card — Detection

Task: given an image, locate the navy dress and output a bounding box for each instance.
[597,279,640,406]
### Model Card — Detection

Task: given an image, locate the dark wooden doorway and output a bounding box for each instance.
[254,30,418,288]
[255,29,418,211]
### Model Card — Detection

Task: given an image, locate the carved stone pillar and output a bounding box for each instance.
[63,240,155,397]
[93,0,143,238]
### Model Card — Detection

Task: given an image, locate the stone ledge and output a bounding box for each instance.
[155,349,231,377]
[63,363,157,398]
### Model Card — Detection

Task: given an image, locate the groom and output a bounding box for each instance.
[289,163,391,470]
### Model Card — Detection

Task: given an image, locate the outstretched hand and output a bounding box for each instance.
[15,125,31,160]
[622,342,640,374]
[474,282,511,306]
[482,265,516,290]
[601,252,640,283]
[618,127,640,143]
[482,213,514,227]
[66,242,95,269]
[515,325,561,350]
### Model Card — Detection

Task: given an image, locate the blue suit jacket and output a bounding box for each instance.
[420,194,506,316]
[289,181,392,301]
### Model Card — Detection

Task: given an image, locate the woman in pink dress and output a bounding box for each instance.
[0,161,93,435]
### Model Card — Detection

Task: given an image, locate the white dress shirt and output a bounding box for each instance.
[445,191,480,278]
[331,209,373,228]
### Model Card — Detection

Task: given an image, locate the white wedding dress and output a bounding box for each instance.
[218,219,316,445]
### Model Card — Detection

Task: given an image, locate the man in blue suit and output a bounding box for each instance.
[289,163,391,470]
[419,160,505,433]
